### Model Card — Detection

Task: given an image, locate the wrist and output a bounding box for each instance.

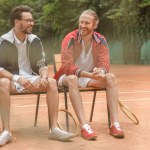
[101,68,107,75]
[88,72,93,78]
[13,75,21,82]
[41,76,48,80]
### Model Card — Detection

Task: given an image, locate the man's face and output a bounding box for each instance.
[15,12,34,34]
[79,14,96,36]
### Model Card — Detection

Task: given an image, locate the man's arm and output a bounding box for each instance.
[79,67,106,80]
[39,66,49,79]
[36,66,49,89]
[0,68,20,82]
[61,34,81,76]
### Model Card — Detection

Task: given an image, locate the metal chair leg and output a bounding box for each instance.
[34,94,40,127]
[64,87,69,131]
[90,91,97,122]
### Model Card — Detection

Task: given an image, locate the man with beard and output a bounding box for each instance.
[0,5,74,147]
[54,9,124,139]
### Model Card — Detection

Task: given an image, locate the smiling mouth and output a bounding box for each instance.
[81,29,87,31]
[28,27,32,30]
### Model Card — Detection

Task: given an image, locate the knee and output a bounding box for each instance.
[104,73,116,87]
[66,75,78,87]
[47,78,57,91]
[0,78,11,90]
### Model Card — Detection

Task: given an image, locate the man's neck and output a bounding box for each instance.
[82,32,93,44]
[14,28,26,43]
[82,33,93,51]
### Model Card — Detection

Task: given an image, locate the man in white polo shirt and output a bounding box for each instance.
[0,5,74,147]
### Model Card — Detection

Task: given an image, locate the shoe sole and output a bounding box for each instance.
[49,135,75,141]
[82,135,98,140]
[110,133,124,139]
[0,137,16,147]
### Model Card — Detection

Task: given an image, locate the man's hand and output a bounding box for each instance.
[36,77,48,88]
[91,67,106,80]
[18,77,34,90]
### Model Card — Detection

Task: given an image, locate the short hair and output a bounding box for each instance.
[10,5,33,26]
[79,9,99,29]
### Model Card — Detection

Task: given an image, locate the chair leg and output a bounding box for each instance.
[90,91,97,122]
[34,94,40,127]
[107,104,111,128]
[64,87,68,110]
[64,87,69,131]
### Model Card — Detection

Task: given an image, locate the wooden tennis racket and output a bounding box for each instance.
[118,100,139,124]
[57,108,79,136]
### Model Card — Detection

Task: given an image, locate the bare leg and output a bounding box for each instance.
[0,78,12,131]
[63,75,86,128]
[104,73,118,124]
[32,77,59,130]
[46,78,59,130]
[88,73,119,125]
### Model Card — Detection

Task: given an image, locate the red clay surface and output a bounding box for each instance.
[1,64,150,150]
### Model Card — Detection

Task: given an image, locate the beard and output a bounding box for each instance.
[20,24,33,34]
[79,28,93,36]
[23,30,32,34]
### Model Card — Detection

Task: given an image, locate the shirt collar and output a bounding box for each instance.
[14,32,27,45]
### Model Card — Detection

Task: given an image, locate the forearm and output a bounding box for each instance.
[0,68,15,81]
[79,70,92,78]
[79,68,106,80]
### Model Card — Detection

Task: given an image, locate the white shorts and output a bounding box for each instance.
[58,74,91,88]
[13,74,40,93]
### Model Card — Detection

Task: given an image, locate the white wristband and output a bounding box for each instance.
[13,75,21,82]
[0,67,4,71]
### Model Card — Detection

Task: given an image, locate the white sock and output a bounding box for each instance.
[111,122,120,128]
[82,124,90,129]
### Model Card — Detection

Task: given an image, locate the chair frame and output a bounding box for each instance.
[10,91,46,127]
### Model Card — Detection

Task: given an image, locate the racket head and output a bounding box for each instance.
[57,108,79,136]
[118,101,139,124]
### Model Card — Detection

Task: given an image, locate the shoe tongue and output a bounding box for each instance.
[113,123,121,130]
[54,127,61,131]
[1,130,10,136]
[82,124,93,134]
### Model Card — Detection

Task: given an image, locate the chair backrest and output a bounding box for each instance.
[53,54,62,73]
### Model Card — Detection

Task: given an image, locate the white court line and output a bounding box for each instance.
[12,97,150,108]
[124,80,150,84]
[119,91,150,94]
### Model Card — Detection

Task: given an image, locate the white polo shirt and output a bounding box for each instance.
[14,34,32,75]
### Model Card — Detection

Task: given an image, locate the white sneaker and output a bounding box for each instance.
[48,127,74,141]
[0,130,12,147]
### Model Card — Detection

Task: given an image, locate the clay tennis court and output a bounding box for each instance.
[1,64,150,150]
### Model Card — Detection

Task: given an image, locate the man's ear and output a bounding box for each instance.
[93,21,97,30]
[15,19,20,25]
